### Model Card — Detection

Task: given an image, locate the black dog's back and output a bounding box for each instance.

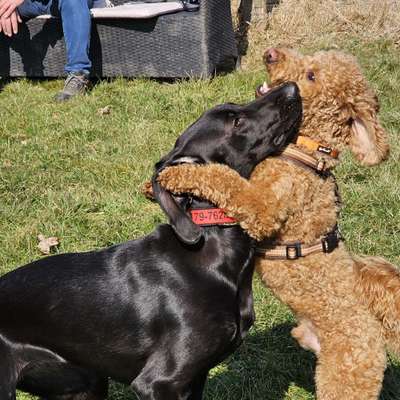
[0,224,253,386]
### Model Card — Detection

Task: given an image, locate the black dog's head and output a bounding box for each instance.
[152,82,302,245]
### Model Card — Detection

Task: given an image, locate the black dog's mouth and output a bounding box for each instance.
[170,156,200,166]
[155,156,200,204]
[155,156,201,183]
[256,81,288,98]
[256,81,284,97]
[256,82,271,97]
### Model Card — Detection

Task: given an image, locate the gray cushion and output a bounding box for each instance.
[36,1,185,19]
[91,2,184,18]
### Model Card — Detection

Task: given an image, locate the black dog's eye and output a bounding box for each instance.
[233,117,243,128]
[307,71,316,82]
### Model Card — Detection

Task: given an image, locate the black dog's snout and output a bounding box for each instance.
[280,82,300,100]
[257,81,300,106]
[275,83,301,119]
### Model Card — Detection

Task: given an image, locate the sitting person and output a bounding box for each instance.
[0,0,105,101]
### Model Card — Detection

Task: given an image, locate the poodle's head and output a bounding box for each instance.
[260,47,389,166]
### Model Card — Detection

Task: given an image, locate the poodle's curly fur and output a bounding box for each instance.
[158,48,399,399]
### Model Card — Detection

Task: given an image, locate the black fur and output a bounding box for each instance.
[0,83,301,400]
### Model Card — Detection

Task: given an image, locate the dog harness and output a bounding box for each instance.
[256,137,343,260]
[256,227,342,260]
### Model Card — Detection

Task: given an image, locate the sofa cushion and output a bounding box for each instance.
[91,1,185,19]
[36,1,188,19]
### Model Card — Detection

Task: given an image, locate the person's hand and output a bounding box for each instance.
[0,9,22,36]
[0,0,24,18]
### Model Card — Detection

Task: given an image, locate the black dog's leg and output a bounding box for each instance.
[132,366,209,400]
[0,340,17,400]
[39,376,108,400]
[17,360,107,400]
[0,378,16,400]
[132,376,184,400]
[71,375,108,400]
[0,387,16,400]
[131,357,204,400]
[187,372,208,400]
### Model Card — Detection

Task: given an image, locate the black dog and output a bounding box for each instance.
[0,83,301,400]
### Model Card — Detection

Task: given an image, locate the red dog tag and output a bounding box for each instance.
[190,208,236,226]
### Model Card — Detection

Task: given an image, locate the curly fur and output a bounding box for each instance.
[158,48,398,399]
[267,48,389,166]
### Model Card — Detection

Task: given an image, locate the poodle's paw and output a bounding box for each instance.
[291,320,321,355]
[141,181,154,200]
[158,165,199,194]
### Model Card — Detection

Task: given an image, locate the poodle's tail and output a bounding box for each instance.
[354,255,400,355]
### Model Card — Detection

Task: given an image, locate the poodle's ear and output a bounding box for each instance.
[349,106,389,166]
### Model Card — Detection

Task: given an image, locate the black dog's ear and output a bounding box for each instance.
[152,176,203,245]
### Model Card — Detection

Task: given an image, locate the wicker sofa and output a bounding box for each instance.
[0,0,237,78]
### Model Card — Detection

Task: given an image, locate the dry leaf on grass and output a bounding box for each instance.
[97,105,112,116]
[37,234,60,255]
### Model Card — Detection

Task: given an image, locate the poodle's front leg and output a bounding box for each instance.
[315,324,386,400]
[158,163,250,205]
[158,164,290,241]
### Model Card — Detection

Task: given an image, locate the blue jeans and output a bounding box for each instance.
[18,0,94,74]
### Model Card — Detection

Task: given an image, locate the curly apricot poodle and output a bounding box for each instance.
[158,48,399,400]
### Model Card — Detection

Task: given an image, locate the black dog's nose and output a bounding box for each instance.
[281,82,299,100]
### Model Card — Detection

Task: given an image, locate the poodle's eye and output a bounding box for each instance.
[307,71,316,82]
[233,117,243,128]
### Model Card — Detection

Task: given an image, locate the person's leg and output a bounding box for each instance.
[18,0,92,100]
[51,0,93,101]
[18,0,53,19]
[51,0,93,75]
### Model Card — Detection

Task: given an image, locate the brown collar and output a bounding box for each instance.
[277,137,340,176]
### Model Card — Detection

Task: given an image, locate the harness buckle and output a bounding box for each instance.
[316,160,326,172]
[321,230,339,253]
[286,242,302,260]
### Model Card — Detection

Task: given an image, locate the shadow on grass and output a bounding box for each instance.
[108,322,400,400]
[204,323,316,400]
[381,358,400,400]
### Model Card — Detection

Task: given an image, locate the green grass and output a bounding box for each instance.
[0,39,399,399]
